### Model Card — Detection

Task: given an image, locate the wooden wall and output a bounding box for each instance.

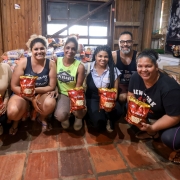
[0,1,3,56]
[114,0,145,51]
[0,0,42,53]
[0,0,172,54]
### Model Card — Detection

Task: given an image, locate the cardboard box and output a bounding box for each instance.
[163,65,180,81]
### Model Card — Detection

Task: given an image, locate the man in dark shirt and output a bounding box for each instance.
[112,31,138,104]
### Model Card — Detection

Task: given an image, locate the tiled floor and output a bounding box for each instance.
[0,118,179,180]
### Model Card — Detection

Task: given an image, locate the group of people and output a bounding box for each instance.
[0,31,179,164]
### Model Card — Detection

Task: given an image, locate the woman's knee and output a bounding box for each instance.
[54,110,69,122]
[42,97,56,115]
[7,104,25,120]
[161,126,180,150]
[73,109,87,119]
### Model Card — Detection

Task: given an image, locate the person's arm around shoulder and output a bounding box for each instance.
[112,51,117,64]
[4,63,12,100]
[35,60,57,94]
[11,57,27,95]
[114,77,119,100]
[76,63,85,88]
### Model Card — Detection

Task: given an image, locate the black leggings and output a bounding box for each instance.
[161,123,180,151]
[86,98,123,129]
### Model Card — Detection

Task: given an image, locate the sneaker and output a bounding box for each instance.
[61,119,70,129]
[74,118,82,131]
[0,125,3,135]
[106,120,113,133]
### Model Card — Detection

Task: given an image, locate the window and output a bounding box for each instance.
[43,0,111,46]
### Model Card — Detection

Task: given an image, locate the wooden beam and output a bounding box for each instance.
[0,0,3,55]
[49,0,114,37]
[115,21,140,27]
[138,0,146,51]
[142,0,156,49]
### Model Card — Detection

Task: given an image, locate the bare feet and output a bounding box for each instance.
[135,131,159,140]
[169,151,180,164]
[37,117,52,132]
[9,121,19,135]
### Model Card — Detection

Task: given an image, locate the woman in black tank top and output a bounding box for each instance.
[7,35,57,135]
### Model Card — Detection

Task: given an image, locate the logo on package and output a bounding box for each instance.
[57,71,74,83]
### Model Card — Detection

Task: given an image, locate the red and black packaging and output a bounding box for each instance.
[125,96,150,127]
[20,76,37,97]
[98,88,117,112]
[68,87,86,112]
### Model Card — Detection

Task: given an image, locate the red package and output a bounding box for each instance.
[68,87,86,112]
[20,76,37,97]
[125,96,150,127]
[98,88,117,112]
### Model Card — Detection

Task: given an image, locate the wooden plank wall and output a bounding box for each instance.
[0,0,41,53]
[141,0,156,49]
[114,0,144,51]
[0,0,3,56]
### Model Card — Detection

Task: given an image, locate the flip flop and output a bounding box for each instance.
[36,118,52,132]
[135,131,159,140]
[169,151,180,164]
[9,127,18,136]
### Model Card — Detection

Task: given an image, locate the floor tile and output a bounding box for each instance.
[24,151,59,180]
[85,127,119,144]
[0,153,26,180]
[133,169,172,180]
[165,164,180,180]
[0,131,30,154]
[117,142,158,168]
[117,122,138,142]
[29,130,59,150]
[88,144,126,173]
[58,129,85,147]
[98,172,133,180]
[60,148,93,177]
[152,141,173,160]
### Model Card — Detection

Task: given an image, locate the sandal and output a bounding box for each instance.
[135,131,159,140]
[9,126,18,136]
[169,151,180,164]
[36,118,52,132]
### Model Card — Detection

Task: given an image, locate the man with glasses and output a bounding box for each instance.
[112,31,138,104]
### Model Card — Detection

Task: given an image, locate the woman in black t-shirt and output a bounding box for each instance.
[128,49,180,164]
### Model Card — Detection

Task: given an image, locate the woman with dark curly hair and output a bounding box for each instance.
[86,45,123,132]
[128,49,180,164]
[7,34,57,135]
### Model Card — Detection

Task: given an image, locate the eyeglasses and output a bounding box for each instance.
[119,40,133,45]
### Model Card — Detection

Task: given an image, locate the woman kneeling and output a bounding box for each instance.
[54,37,86,131]
[128,49,180,164]
[7,34,57,135]
[86,45,123,132]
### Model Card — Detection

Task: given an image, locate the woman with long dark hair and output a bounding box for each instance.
[86,45,123,132]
